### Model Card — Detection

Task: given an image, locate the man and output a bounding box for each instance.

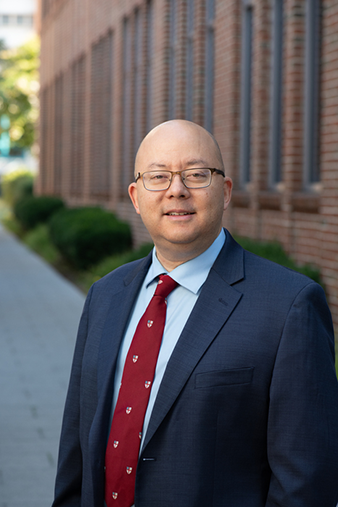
[52,120,338,507]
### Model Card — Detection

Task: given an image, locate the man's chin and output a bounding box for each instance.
[160,232,199,247]
[153,232,207,258]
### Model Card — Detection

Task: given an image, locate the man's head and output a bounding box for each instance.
[128,119,232,271]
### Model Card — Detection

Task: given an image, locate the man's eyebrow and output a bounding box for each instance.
[147,162,168,169]
[185,159,210,167]
[147,159,210,169]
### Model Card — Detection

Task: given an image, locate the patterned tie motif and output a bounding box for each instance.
[105,274,178,507]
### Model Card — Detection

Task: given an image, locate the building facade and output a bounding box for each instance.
[37,0,338,330]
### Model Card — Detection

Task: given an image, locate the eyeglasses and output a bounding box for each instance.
[135,168,225,191]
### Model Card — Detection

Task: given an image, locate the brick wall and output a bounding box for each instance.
[37,0,338,330]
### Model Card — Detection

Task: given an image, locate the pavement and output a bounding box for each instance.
[0,224,86,507]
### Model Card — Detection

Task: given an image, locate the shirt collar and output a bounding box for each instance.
[145,229,226,295]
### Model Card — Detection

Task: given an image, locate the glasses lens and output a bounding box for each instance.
[143,171,171,190]
[183,168,212,188]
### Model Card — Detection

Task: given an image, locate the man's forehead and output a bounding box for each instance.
[135,120,223,172]
[140,132,216,161]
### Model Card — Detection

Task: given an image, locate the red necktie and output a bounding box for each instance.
[105,274,178,507]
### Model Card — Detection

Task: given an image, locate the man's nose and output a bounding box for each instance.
[166,173,190,196]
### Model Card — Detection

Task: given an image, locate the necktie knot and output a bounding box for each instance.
[155,274,178,299]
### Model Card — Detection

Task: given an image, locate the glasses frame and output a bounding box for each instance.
[135,167,225,191]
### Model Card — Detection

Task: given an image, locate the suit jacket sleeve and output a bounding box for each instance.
[266,282,338,506]
[52,285,93,507]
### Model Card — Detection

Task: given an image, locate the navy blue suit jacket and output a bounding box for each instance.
[53,231,338,507]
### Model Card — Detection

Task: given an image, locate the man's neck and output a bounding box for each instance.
[154,230,224,272]
[155,252,195,272]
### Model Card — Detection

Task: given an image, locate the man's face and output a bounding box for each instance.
[128,121,232,267]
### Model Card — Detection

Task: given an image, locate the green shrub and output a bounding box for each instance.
[49,207,132,269]
[234,235,323,287]
[78,243,154,292]
[14,195,65,230]
[1,168,34,206]
[91,243,154,278]
[1,214,24,237]
[0,198,10,222]
[23,224,60,264]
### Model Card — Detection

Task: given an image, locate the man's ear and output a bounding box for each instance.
[128,182,141,215]
[223,177,233,211]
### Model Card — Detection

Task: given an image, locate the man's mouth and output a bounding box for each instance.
[165,212,194,216]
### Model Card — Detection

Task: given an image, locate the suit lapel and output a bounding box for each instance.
[91,254,152,454]
[97,254,152,397]
[142,232,245,450]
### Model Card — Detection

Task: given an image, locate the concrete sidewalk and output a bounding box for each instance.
[0,224,86,507]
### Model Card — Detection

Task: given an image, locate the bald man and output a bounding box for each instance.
[52,120,338,507]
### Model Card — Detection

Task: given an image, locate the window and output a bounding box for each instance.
[90,33,113,198]
[269,0,284,187]
[42,0,51,19]
[71,57,86,196]
[54,74,64,195]
[239,0,254,186]
[303,0,321,186]
[122,18,133,190]
[39,88,48,192]
[134,9,143,156]
[185,0,194,121]
[0,14,33,26]
[168,0,177,119]
[204,0,215,133]
[146,0,153,132]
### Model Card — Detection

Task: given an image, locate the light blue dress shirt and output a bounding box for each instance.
[110,229,226,453]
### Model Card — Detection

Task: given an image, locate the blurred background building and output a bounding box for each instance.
[0,0,36,49]
[0,0,38,174]
[36,0,338,329]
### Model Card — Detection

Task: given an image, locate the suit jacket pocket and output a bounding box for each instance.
[195,367,254,389]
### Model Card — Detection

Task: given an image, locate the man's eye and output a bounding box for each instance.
[148,173,170,182]
[151,174,166,180]
[187,170,208,179]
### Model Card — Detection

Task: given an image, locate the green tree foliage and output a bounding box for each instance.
[0,37,39,152]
